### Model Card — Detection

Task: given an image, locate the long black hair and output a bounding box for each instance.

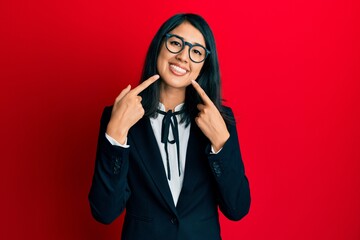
[139,13,233,125]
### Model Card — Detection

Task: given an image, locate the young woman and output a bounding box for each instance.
[89,13,250,240]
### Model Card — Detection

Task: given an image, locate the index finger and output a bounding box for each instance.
[191,80,213,105]
[131,74,160,95]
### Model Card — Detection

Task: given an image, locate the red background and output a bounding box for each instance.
[1,0,359,239]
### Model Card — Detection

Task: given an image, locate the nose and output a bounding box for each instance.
[175,45,190,63]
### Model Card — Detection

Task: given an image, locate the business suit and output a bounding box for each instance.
[89,106,250,240]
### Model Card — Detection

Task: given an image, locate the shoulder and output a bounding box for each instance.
[221,105,233,114]
[220,105,236,125]
[100,106,113,124]
[103,105,113,114]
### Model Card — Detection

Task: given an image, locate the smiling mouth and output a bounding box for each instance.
[169,64,188,76]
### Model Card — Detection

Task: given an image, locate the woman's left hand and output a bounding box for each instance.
[191,80,230,152]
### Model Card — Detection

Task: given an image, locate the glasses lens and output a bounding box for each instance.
[166,35,183,53]
[190,45,207,63]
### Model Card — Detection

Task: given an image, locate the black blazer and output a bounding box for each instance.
[89,106,250,240]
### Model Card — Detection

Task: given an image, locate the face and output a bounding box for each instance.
[157,22,206,90]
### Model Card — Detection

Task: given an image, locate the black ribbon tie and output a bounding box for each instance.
[156,109,184,180]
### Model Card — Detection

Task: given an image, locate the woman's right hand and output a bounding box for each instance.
[106,74,160,144]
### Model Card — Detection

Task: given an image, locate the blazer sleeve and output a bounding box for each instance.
[206,107,251,221]
[88,106,131,224]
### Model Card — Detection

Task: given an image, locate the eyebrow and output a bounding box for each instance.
[171,33,205,47]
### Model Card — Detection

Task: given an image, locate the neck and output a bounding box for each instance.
[160,84,186,111]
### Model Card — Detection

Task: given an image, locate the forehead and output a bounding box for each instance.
[169,22,206,46]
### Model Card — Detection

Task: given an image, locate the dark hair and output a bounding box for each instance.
[139,13,233,125]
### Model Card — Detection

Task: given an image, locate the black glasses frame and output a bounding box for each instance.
[165,33,211,63]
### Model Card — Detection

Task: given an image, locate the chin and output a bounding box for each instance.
[161,76,190,89]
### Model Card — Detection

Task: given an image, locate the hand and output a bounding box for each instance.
[106,75,160,144]
[191,80,230,152]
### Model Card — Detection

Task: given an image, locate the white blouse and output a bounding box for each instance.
[105,102,220,206]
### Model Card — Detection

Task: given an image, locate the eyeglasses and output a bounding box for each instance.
[165,33,211,63]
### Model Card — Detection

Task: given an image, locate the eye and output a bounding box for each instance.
[192,48,203,56]
[169,40,182,48]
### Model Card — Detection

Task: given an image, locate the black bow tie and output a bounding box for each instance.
[156,109,184,180]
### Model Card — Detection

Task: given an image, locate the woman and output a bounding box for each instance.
[89,13,250,240]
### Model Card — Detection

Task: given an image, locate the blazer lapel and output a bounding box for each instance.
[129,117,178,215]
[176,121,208,210]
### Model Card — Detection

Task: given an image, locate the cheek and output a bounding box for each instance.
[191,64,204,78]
[156,53,166,72]
[157,48,171,72]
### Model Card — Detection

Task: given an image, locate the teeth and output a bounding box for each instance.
[170,64,187,74]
